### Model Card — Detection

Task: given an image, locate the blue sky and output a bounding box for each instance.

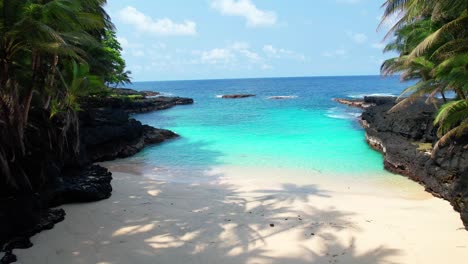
[105,0,394,81]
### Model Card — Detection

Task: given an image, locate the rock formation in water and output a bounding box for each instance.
[221,94,256,99]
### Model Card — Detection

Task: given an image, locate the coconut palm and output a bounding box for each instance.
[0,0,125,191]
[380,0,468,152]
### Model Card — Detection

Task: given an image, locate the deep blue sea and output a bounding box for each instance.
[124,76,408,182]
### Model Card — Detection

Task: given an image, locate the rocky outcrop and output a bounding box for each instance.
[47,165,113,206]
[221,94,256,99]
[0,164,111,264]
[82,96,194,113]
[1,208,65,264]
[111,88,160,97]
[79,108,178,162]
[356,96,468,229]
[334,98,376,109]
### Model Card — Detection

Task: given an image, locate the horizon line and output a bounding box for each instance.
[131,74,396,83]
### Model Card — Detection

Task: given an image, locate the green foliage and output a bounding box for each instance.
[109,94,144,100]
[380,0,468,153]
[0,0,129,191]
[102,29,132,88]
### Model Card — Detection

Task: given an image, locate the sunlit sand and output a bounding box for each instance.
[16,163,468,264]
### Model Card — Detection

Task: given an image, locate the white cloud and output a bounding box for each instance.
[240,49,261,61]
[211,0,277,27]
[263,44,277,55]
[118,6,197,36]
[263,45,305,61]
[117,37,129,48]
[230,42,261,62]
[201,48,234,64]
[322,49,347,58]
[117,36,144,49]
[348,32,368,44]
[197,42,264,66]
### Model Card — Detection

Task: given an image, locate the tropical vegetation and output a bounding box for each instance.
[380,0,468,153]
[0,0,129,192]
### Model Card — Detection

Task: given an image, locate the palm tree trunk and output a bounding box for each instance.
[440,91,447,103]
[24,50,40,126]
[455,88,466,100]
[22,89,33,127]
[44,54,59,110]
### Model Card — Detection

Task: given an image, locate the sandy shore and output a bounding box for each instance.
[15,164,468,264]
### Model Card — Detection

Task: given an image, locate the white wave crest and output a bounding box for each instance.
[347,93,395,99]
[326,107,361,120]
[267,95,298,99]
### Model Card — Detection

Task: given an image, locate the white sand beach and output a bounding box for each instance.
[15,164,468,264]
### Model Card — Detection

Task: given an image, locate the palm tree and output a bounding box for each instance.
[0,0,121,191]
[380,0,468,152]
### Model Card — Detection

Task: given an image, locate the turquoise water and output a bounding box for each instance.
[125,76,408,180]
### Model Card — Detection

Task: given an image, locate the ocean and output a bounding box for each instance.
[123,75,409,183]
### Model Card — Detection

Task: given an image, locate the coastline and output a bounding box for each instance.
[336,96,468,228]
[5,91,467,263]
[14,165,468,263]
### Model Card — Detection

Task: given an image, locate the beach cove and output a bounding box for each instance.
[15,165,468,263]
[15,77,468,263]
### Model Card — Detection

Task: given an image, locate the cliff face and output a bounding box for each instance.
[361,97,468,229]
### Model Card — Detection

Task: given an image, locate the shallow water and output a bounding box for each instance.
[124,76,410,183]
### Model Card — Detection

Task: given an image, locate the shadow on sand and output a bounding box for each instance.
[17,139,402,264]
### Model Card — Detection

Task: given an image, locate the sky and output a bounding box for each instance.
[105,0,395,81]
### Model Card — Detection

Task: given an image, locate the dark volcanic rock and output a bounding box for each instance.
[334,98,375,109]
[111,88,141,95]
[221,94,256,99]
[143,125,178,144]
[140,90,160,97]
[111,88,160,97]
[80,108,178,162]
[81,96,193,114]
[47,165,113,206]
[0,165,110,260]
[0,207,65,263]
[360,96,468,229]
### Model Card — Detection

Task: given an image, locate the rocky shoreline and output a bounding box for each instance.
[0,93,193,263]
[337,96,468,229]
[82,96,194,113]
